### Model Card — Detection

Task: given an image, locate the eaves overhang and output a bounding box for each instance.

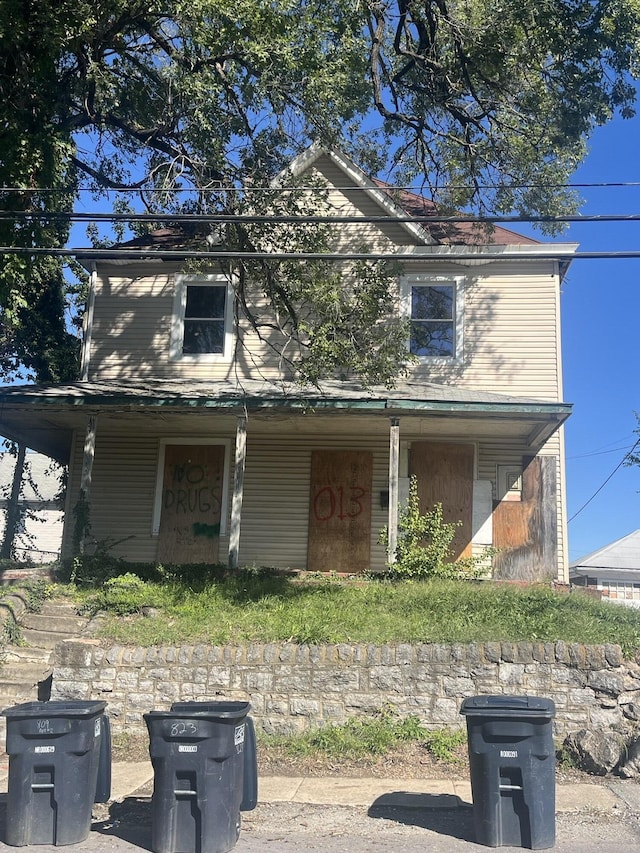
[0,379,572,464]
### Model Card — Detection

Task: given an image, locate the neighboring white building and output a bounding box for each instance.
[570,529,640,606]
[0,452,64,563]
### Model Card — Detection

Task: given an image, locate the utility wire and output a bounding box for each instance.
[5,181,640,193]
[3,211,640,225]
[568,438,640,523]
[568,444,637,460]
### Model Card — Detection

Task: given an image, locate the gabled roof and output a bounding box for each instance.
[372,180,540,246]
[113,144,546,255]
[570,529,640,577]
[284,144,540,247]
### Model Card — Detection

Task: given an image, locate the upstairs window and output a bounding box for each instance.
[171,274,233,361]
[184,284,226,354]
[401,275,464,362]
[410,284,454,356]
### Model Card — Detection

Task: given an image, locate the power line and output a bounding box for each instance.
[3,211,640,225]
[5,181,640,193]
[568,438,640,524]
[568,444,636,460]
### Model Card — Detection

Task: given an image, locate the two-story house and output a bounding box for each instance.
[0,146,576,580]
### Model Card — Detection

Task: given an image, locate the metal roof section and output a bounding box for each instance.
[570,529,640,576]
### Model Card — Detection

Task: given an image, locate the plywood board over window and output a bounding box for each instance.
[307,450,373,573]
[409,442,474,560]
[157,444,225,564]
[493,455,557,582]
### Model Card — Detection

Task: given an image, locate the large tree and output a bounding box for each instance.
[1,0,639,383]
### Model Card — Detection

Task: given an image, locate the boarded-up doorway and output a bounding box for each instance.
[307,450,372,572]
[157,444,225,564]
[409,442,474,560]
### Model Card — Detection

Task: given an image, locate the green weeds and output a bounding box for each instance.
[60,565,640,655]
[260,707,465,763]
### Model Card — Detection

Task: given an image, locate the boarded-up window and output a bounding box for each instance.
[307,450,372,573]
[157,444,225,564]
[493,456,557,582]
[409,442,474,560]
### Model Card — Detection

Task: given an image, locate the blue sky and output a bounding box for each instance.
[542,114,640,562]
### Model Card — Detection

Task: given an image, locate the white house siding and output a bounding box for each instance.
[0,452,64,563]
[0,509,63,563]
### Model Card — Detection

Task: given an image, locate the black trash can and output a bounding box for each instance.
[460,695,556,850]
[144,700,257,853]
[1,700,111,847]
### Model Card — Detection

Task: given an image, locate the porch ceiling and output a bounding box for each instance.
[0,378,572,464]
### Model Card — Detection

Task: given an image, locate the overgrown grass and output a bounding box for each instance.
[259,707,466,763]
[62,569,640,654]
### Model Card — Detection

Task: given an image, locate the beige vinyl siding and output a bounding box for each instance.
[88,267,175,381]
[310,157,424,249]
[233,432,390,570]
[61,415,564,575]
[89,259,563,405]
[62,428,236,563]
[405,261,562,400]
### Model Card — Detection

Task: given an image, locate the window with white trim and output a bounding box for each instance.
[170,274,234,361]
[401,275,464,361]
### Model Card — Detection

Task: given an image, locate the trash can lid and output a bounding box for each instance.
[145,700,251,725]
[170,701,251,718]
[460,695,555,718]
[1,700,107,718]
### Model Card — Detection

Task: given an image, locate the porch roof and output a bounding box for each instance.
[0,378,572,464]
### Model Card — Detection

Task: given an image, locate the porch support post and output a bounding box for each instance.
[388,417,400,563]
[0,443,27,559]
[228,415,247,570]
[75,415,97,554]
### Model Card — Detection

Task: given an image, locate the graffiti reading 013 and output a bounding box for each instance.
[313,485,367,522]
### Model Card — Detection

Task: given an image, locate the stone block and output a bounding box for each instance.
[290,698,320,716]
[312,669,360,692]
[498,663,525,685]
[367,666,403,693]
[588,670,625,695]
[604,644,624,667]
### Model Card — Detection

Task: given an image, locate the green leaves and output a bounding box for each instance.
[3,0,640,381]
[384,477,489,580]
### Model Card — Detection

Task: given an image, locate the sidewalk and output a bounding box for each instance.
[1,756,631,813]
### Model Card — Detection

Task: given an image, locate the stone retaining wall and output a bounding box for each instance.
[50,639,640,737]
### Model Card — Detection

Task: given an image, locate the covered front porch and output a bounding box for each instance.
[0,378,571,579]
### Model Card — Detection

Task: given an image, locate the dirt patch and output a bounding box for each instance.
[110,733,598,783]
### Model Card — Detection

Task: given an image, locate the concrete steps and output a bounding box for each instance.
[0,598,91,731]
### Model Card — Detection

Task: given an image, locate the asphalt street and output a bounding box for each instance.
[0,794,638,852]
